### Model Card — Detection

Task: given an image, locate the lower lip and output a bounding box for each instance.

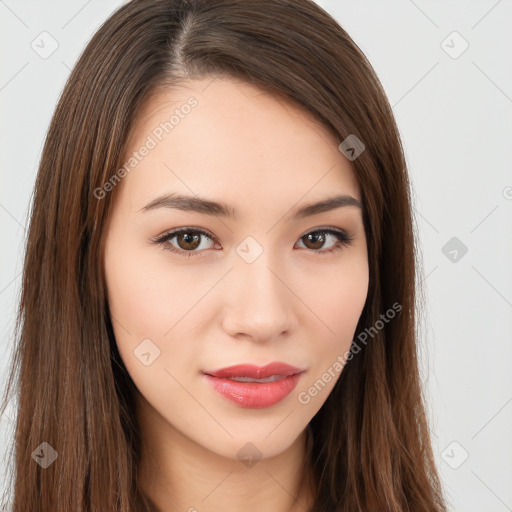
[203,373,303,408]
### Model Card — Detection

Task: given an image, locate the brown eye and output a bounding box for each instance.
[152,228,216,258]
[301,232,327,250]
[175,232,201,251]
[296,229,353,255]
[151,227,352,258]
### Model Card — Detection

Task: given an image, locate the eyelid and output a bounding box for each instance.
[150,225,353,257]
[150,227,216,252]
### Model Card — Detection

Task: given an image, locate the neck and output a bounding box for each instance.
[136,394,316,512]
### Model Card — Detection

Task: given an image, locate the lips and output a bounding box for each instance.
[202,362,303,380]
[202,362,305,408]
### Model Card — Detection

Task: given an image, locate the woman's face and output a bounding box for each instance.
[103,76,369,461]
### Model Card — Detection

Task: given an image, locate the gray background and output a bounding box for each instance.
[1,1,511,510]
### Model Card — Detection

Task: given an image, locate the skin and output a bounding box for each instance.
[102,76,369,512]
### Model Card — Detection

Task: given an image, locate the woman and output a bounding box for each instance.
[0,0,448,510]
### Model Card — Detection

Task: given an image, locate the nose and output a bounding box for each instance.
[221,254,297,343]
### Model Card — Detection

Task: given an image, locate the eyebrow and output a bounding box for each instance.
[139,192,362,219]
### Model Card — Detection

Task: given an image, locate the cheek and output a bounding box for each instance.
[294,264,368,407]
[105,252,164,338]
[104,239,195,339]
[104,240,213,378]
[304,258,369,341]
[330,275,368,340]
[104,244,199,400]
[301,257,369,384]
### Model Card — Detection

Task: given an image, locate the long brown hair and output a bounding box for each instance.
[1,0,447,510]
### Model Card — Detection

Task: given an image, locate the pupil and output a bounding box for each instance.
[179,233,200,250]
[307,233,324,249]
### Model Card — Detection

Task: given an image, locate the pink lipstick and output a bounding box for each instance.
[202,362,304,408]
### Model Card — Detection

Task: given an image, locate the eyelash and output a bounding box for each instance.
[150,227,354,258]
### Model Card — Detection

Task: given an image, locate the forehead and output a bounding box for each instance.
[117,77,361,215]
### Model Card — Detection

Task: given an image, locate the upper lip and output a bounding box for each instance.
[202,362,304,379]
